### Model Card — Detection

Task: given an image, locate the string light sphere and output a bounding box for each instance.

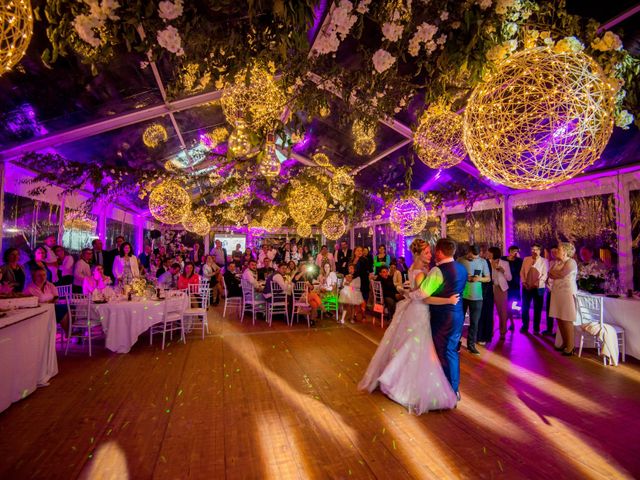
[463,47,615,190]
[321,214,346,240]
[312,152,332,168]
[0,0,33,74]
[143,123,168,148]
[203,127,229,147]
[182,209,210,236]
[296,222,312,238]
[287,184,327,225]
[223,205,246,224]
[389,196,428,236]
[261,208,288,232]
[352,119,377,156]
[328,167,355,202]
[221,66,286,131]
[414,104,466,169]
[259,143,281,178]
[148,181,191,225]
[353,137,376,156]
[227,120,253,158]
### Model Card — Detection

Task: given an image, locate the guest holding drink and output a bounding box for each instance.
[502,245,522,331]
[488,247,512,338]
[520,243,548,334]
[549,242,578,356]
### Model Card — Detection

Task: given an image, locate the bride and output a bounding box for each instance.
[358,238,459,414]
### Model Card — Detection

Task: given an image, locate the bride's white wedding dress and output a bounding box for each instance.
[358,268,457,414]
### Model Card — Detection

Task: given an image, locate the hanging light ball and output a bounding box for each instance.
[297,222,312,238]
[287,184,327,225]
[0,0,33,75]
[182,209,210,236]
[227,120,253,158]
[352,119,377,156]
[414,104,466,169]
[312,152,332,168]
[389,196,428,236]
[328,167,355,202]
[319,105,331,118]
[223,205,246,224]
[321,214,346,240]
[353,137,376,156]
[221,66,286,131]
[261,208,288,232]
[259,143,281,178]
[143,123,168,148]
[463,47,615,190]
[148,181,191,225]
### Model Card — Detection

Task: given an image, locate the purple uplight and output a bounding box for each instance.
[7,104,48,137]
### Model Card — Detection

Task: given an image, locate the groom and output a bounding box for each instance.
[412,238,467,399]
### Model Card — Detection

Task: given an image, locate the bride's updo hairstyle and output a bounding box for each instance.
[410,238,428,257]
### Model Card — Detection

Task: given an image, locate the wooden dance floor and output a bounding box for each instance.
[1,309,639,479]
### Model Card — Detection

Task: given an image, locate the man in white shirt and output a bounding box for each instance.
[520,243,549,334]
[158,263,181,290]
[210,239,228,268]
[73,248,93,293]
[315,245,336,272]
[242,260,263,292]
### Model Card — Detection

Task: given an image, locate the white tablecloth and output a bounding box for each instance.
[94,299,168,353]
[0,305,58,413]
[601,296,640,360]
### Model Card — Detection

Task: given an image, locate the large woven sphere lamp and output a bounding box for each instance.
[148,182,191,225]
[321,214,346,240]
[182,209,211,236]
[328,167,355,202]
[389,196,428,236]
[296,222,312,238]
[414,105,465,169]
[288,184,327,225]
[463,47,615,190]
[1,0,33,74]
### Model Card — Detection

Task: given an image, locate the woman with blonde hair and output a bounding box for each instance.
[359,238,461,414]
[549,242,578,356]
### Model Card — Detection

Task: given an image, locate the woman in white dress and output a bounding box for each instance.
[339,263,364,323]
[358,239,460,414]
[112,242,140,285]
[549,242,578,356]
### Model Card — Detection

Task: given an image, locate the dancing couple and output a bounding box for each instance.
[358,238,467,414]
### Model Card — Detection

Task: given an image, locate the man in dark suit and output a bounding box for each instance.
[223,263,242,297]
[91,238,105,268]
[335,240,352,275]
[375,266,402,318]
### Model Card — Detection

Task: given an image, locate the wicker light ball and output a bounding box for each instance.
[353,137,376,156]
[414,104,466,169]
[296,222,312,238]
[261,208,288,232]
[182,209,210,236]
[328,167,355,202]
[287,184,327,225]
[259,144,281,178]
[312,152,332,168]
[389,196,428,236]
[148,181,191,225]
[227,120,253,158]
[321,214,346,240]
[221,66,286,131]
[352,119,377,156]
[223,205,246,224]
[143,123,168,148]
[463,47,615,190]
[0,0,33,74]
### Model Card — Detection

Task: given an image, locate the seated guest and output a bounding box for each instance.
[24,267,69,329]
[375,266,402,318]
[339,264,364,324]
[24,246,52,287]
[318,262,338,292]
[257,257,275,281]
[231,251,243,269]
[287,260,297,277]
[112,242,141,285]
[202,255,223,305]
[158,263,181,290]
[1,248,26,292]
[54,245,74,286]
[73,248,93,293]
[263,263,292,299]
[315,245,336,272]
[155,257,170,278]
[223,263,242,297]
[242,260,263,292]
[242,248,254,268]
[178,262,200,290]
[389,263,403,291]
[82,265,113,298]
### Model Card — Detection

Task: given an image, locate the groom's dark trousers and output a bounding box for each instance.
[430,261,468,393]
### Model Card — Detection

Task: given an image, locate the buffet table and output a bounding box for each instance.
[0,305,58,413]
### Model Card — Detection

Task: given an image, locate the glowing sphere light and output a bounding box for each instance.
[321,214,346,240]
[1,0,33,74]
[148,182,191,225]
[389,196,428,236]
[182,209,211,236]
[143,123,168,148]
[296,222,312,238]
[414,104,465,169]
[328,167,355,202]
[288,184,327,225]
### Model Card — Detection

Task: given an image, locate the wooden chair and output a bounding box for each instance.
[65,294,102,357]
[267,283,289,326]
[371,280,385,328]
[576,293,625,365]
[150,290,188,349]
[222,276,242,319]
[241,278,266,325]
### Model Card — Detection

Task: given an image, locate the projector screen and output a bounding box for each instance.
[213,234,246,253]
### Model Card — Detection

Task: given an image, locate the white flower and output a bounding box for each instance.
[440,11,449,21]
[73,14,103,47]
[159,0,184,21]
[372,49,396,73]
[157,25,185,56]
[615,110,634,129]
[591,31,623,52]
[477,0,492,10]
[313,0,357,54]
[504,22,518,38]
[100,0,120,20]
[408,22,438,57]
[553,36,584,54]
[355,0,371,14]
[382,22,404,42]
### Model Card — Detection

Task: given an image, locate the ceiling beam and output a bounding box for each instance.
[352,139,412,174]
[598,2,640,32]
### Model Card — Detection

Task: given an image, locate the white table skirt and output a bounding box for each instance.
[0,305,58,413]
[95,299,169,353]
[601,296,640,360]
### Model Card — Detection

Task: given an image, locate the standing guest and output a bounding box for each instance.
[336,240,352,275]
[155,245,168,265]
[316,245,336,272]
[178,262,200,290]
[477,250,494,345]
[373,245,391,275]
[242,260,263,292]
[105,236,125,279]
[1,248,26,292]
[282,242,293,264]
[543,247,559,336]
[202,255,222,305]
[258,257,275,281]
[502,245,523,331]
[375,266,403,319]
[301,245,313,262]
[339,264,364,323]
[54,245,74,286]
[113,242,141,285]
[42,235,59,275]
[224,263,242,298]
[362,247,374,274]
[549,242,578,356]
[318,262,338,293]
[353,246,370,318]
[91,238,106,267]
[210,239,228,268]
[488,247,512,338]
[290,243,301,263]
[233,243,243,257]
[158,263,181,290]
[73,248,93,293]
[24,247,52,287]
[520,243,549,334]
[190,243,204,267]
[457,245,490,355]
[138,244,153,272]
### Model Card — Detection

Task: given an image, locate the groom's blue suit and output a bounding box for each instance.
[429,260,468,393]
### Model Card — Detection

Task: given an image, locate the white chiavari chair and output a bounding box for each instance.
[267,282,289,327]
[150,290,188,349]
[183,284,211,339]
[241,278,266,325]
[65,294,102,357]
[292,281,311,328]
